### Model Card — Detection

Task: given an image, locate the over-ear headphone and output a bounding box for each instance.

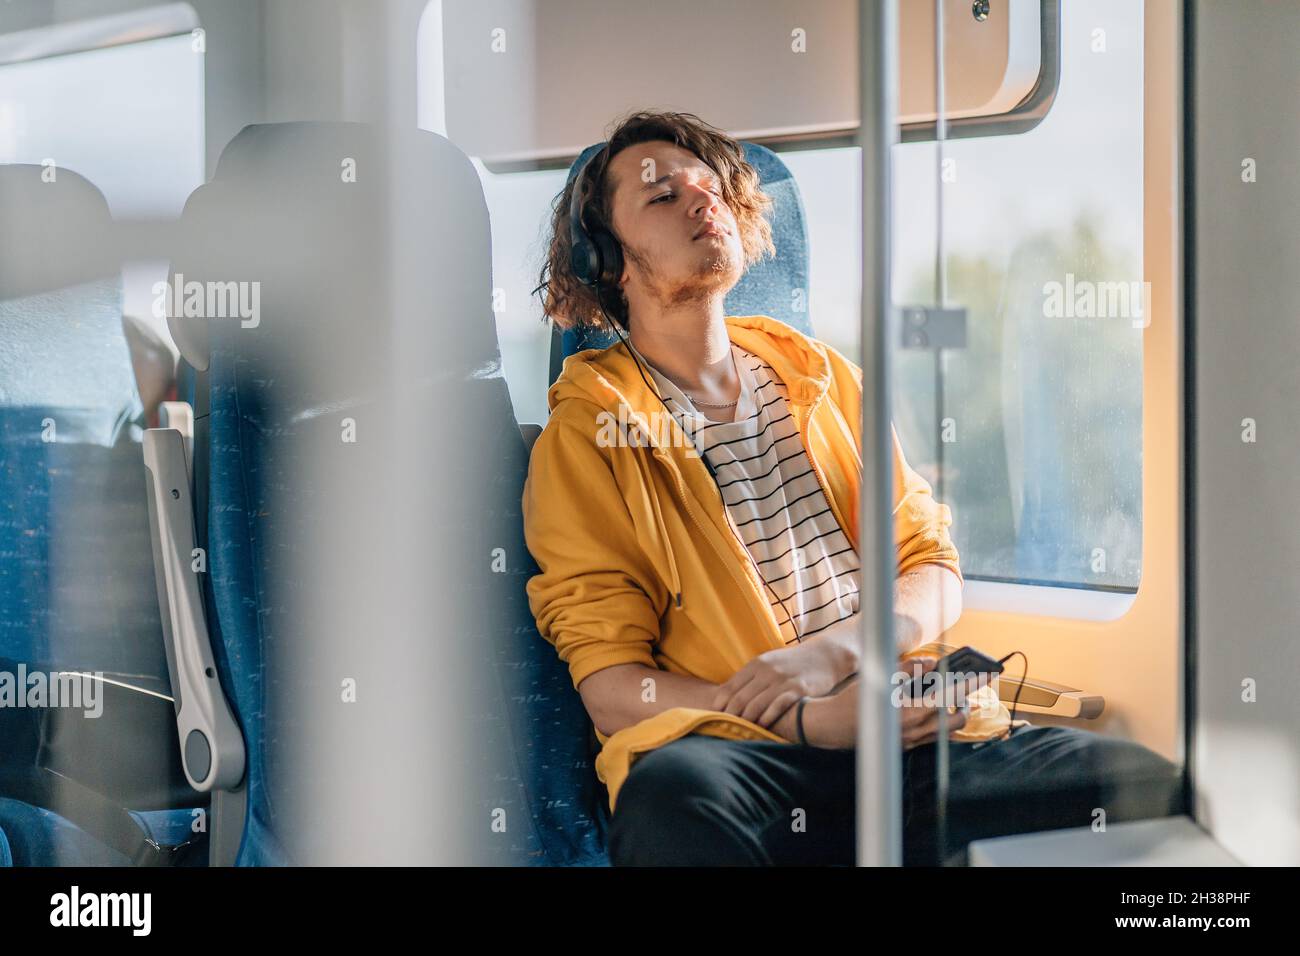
[568,147,624,298]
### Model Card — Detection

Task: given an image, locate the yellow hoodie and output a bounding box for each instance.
[522,314,1013,813]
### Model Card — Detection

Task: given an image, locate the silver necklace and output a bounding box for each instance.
[684,366,743,408]
[685,393,739,408]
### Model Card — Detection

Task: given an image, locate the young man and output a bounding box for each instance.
[524,111,1180,865]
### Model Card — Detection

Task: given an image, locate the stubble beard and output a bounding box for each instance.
[626,238,743,310]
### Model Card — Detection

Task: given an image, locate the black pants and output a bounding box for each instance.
[607,725,1183,866]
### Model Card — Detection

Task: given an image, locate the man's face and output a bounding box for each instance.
[604,141,744,308]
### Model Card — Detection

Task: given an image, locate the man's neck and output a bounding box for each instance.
[626,298,736,395]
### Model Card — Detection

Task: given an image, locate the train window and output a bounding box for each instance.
[469,160,568,427]
[0,21,205,334]
[890,0,1144,595]
[0,30,204,219]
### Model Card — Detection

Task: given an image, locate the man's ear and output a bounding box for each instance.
[614,231,637,289]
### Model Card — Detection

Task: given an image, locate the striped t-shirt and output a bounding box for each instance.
[629,340,862,644]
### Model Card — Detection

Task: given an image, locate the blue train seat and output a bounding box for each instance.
[0,164,203,866]
[170,121,602,864]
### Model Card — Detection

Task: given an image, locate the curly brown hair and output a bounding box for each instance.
[533,110,776,333]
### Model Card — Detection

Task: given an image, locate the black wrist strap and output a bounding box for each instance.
[796,696,810,746]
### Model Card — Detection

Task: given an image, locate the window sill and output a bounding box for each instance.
[961,579,1137,622]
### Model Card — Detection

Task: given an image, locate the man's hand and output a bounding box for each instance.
[899,657,970,750]
[710,640,842,729]
[770,659,973,751]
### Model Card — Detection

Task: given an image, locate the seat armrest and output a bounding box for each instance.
[998,675,1105,719]
[142,428,245,791]
[158,401,194,470]
[920,642,1105,719]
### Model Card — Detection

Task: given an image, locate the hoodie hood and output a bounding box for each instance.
[547,314,831,425]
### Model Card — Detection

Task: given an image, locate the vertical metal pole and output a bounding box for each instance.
[857,0,901,868]
[932,0,951,867]
[932,0,949,508]
[933,0,948,309]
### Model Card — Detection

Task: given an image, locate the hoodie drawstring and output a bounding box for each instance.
[639,448,683,610]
